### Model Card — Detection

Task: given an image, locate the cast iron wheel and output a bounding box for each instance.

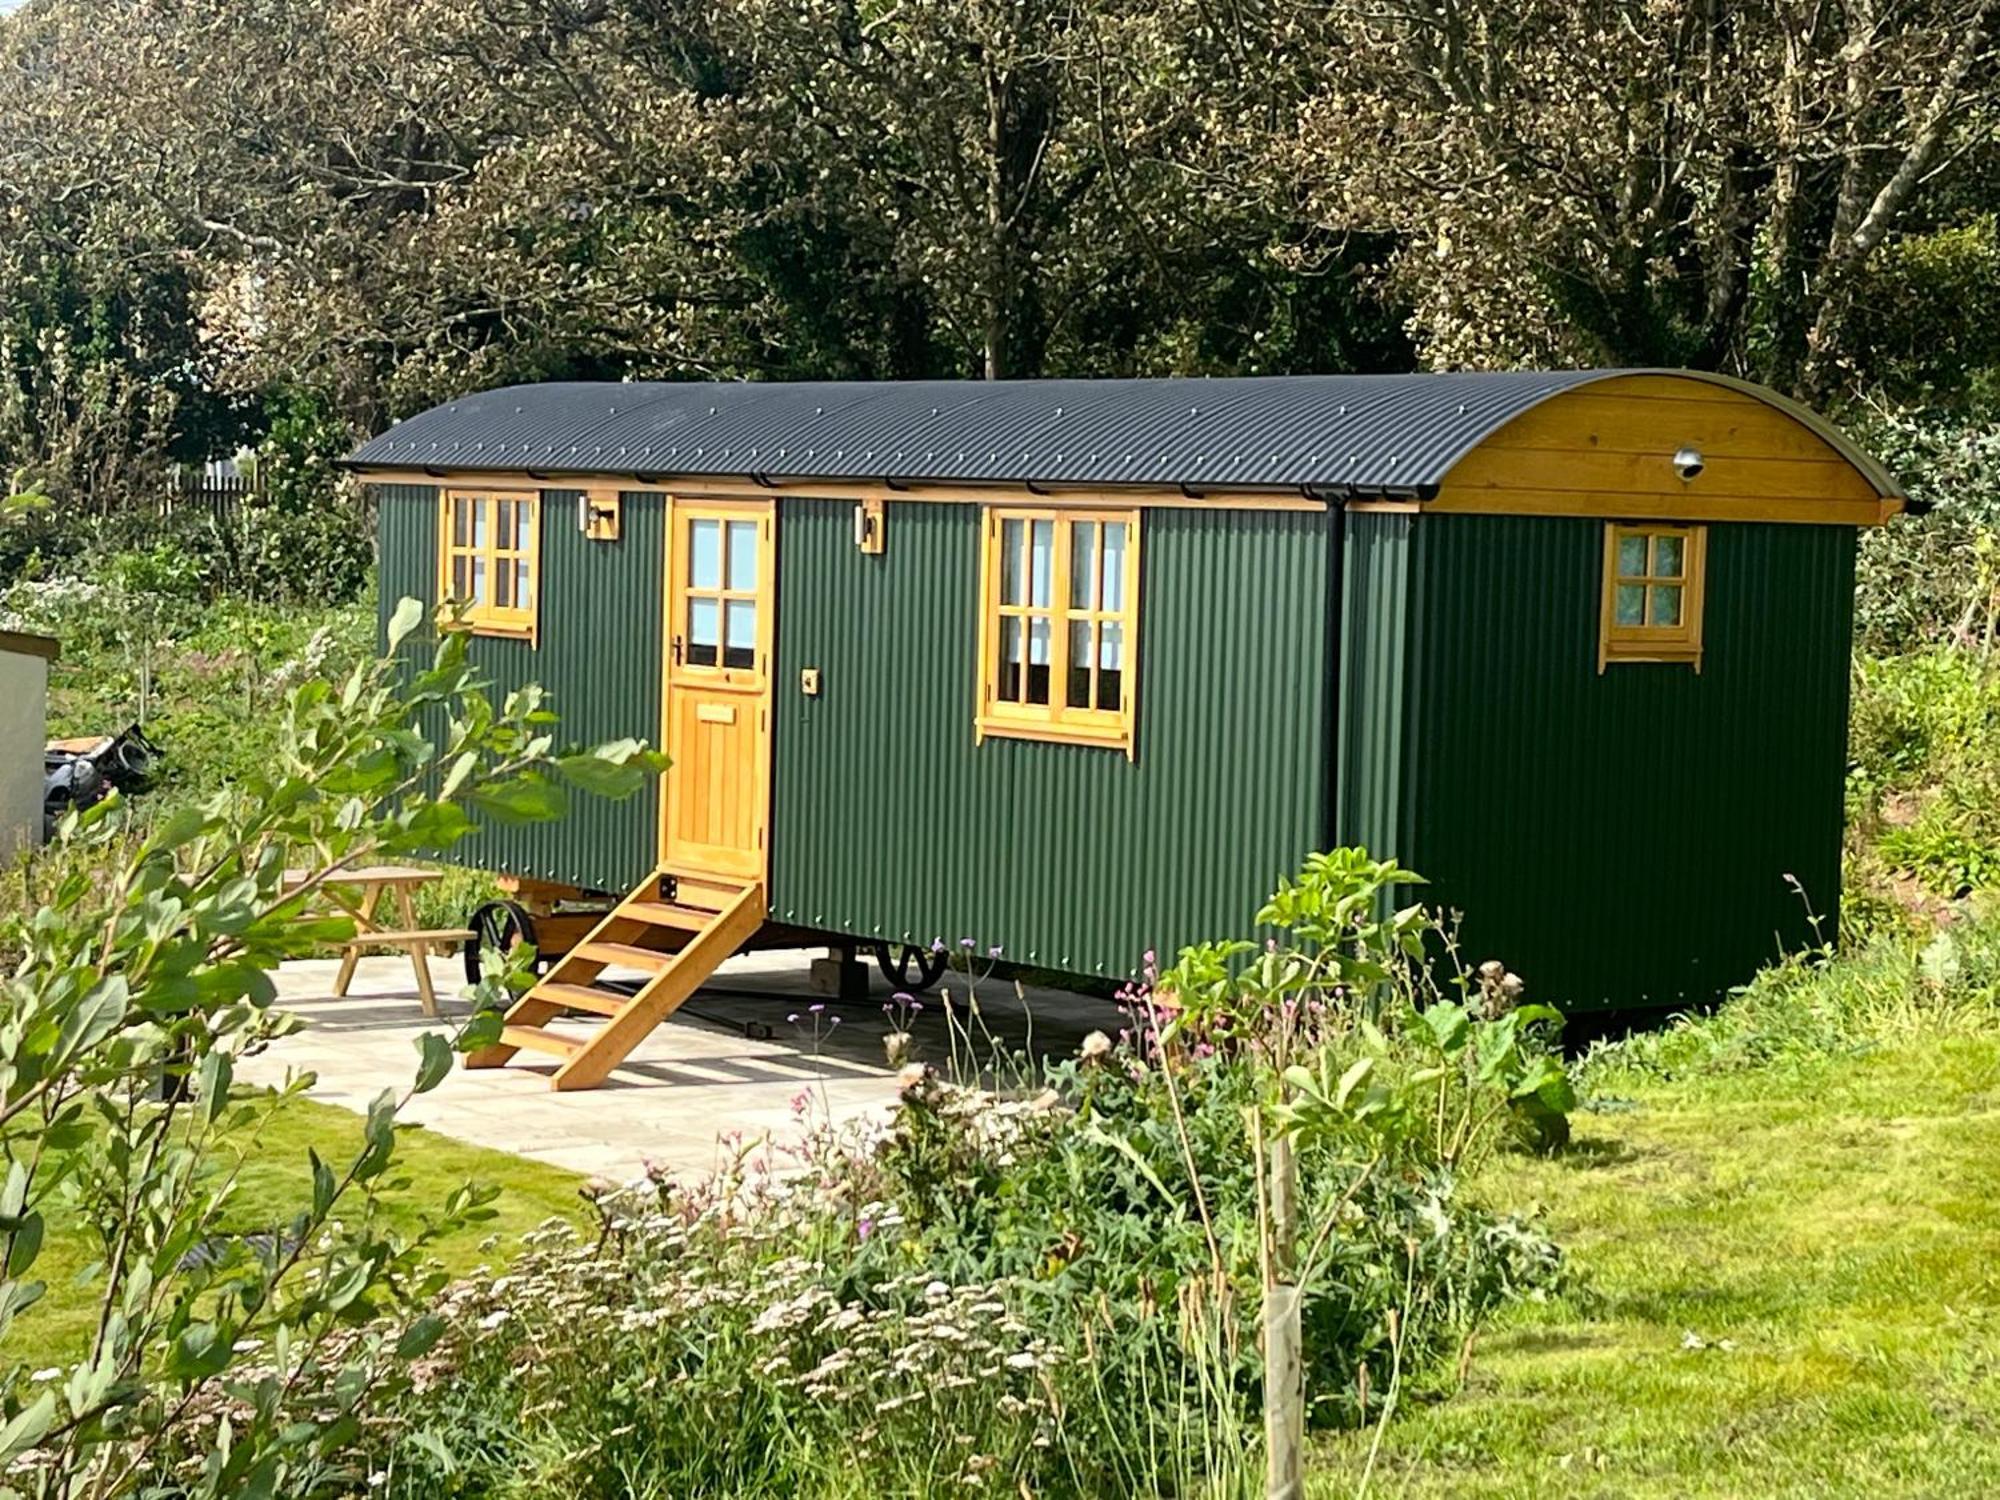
[463,900,539,986]
[872,941,949,993]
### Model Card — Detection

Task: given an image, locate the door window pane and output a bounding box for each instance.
[687,597,720,667]
[724,599,757,669]
[1070,523,1097,610]
[1101,523,1127,611]
[726,520,758,590]
[690,519,722,590]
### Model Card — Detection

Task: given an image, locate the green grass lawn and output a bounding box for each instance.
[1314,1034,2000,1498]
[20,1096,585,1370]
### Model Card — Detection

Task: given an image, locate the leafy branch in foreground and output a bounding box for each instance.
[0,596,662,1498]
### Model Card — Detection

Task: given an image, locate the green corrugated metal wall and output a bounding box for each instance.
[375,485,664,894]
[1337,512,1410,863]
[1342,513,1854,1012]
[770,500,1332,977]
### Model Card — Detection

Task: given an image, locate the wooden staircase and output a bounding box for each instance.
[463,875,767,1091]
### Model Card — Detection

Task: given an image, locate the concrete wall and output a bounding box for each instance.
[0,646,50,860]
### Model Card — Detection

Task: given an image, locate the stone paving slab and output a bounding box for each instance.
[241,948,1113,1183]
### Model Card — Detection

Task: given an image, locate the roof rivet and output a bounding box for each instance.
[1338,405,1347,415]
[1055,406,1064,416]
[708,406,717,415]
[815,407,824,416]
[930,407,939,417]
[1190,406,1199,416]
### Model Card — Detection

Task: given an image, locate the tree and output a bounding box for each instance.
[0,600,661,1495]
[1284,0,2000,397]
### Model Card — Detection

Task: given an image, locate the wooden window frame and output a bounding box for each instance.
[1599,522,1705,672]
[438,488,541,642]
[976,507,1141,756]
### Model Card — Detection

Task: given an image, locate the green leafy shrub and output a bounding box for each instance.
[1578,897,2000,1092]
[368,851,1566,1498]
[204,392,371,605]
[0,599,662,1496]
[1852,405,2000,655]
[1847,647,2000,908]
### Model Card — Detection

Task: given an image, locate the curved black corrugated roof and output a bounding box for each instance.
[345,371,1901,498]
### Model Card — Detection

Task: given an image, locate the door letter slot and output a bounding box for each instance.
[696,703,738,725]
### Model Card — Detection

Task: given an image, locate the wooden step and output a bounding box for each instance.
[664,875,747,913]
[572,941,676,972]
[619,901,712,932]
[536,982,627,1018]
[500,1025,581,1058]
[464,874,768,1088]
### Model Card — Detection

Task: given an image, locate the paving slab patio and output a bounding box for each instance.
[242,948,1114,1182]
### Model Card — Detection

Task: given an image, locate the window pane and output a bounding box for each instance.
[1652,534,1684,578]
[999,616,1023,701]
[1617,533,1647,577]
[495,499,514,549]
[495,558,515,610]
[724,599,757,668]
[451,555,470,602]
[688,595,720,654]
[1001,519,1025,606]
[1070,523,1097,610]
[469,555,488,605]
[1030,521,1053,608]
[1097,621,1124,710]
[1649,583,1683,627]
[1026,617,1051,704]
[454,497,474,548]
[726,520,758,590]
[1102,524,1127,613]
[690,519,722,590]
[1615,583,1645,625]
[1067,620,1093,708]
[517,557,532,604]
[472,500,489,551]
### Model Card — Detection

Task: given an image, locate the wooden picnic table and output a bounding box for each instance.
[282,865,473,1018]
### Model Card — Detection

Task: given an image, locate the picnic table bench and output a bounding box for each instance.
[283,865,473,1017]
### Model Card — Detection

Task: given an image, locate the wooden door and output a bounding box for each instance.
[661,500,774,885]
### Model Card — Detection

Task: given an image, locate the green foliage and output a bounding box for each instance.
[1852,405,2000,655]
[1580,897,2000,1092]
[368,851,1563,1498]
[0,600,661,1496]
[213,392,372,605]
[1850,217,2000,402]
[1846,647,2000,908]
